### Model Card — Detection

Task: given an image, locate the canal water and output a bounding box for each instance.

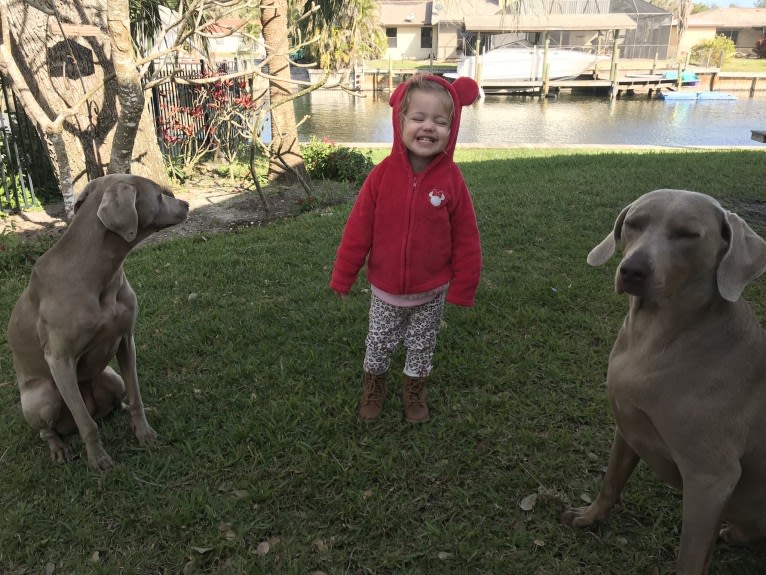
[292,89,766,148]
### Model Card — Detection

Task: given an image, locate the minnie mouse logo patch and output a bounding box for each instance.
[429,190,446,207]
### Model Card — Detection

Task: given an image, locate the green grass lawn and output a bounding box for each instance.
[2,148,766,574]
[721,57,766,73]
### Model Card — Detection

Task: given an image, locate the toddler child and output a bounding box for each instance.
[330,74,482,422]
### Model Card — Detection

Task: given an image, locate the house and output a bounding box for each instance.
[377,0,669,61]
[205,19,264,63]
[681,8,766,56]
[153,9,264,67]
[377,1,435,60]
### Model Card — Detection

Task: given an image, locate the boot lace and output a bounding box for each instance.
[363,374,386,404]
[405,378,426,406]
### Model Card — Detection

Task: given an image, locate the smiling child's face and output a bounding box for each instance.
[400,88,453,172]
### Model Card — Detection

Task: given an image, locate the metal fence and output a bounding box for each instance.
[0,77,55,214]
[149,58,267,164]
[0,58,266,215]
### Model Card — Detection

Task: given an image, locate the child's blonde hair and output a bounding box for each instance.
[399,75,454,126]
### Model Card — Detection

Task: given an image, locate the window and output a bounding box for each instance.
[421,27,432,49]
[719,29,739,44]
[386,27,397,49]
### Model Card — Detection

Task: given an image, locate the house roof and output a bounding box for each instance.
[378,1,432,26]
[377,0,533,26]
[688,8,766,28]
[435,0,502,21]
[377,1,639,30]
[464,13,637,32]
[610,0,669,16]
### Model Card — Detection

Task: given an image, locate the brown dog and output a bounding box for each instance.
[562,189,766,574]
[7,174,188,470]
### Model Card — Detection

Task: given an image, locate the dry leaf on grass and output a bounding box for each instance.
[520,493,537,511]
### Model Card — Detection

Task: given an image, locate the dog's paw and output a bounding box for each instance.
[87,448,114,471]
[48,442,73,465]
[134,422,158,446]
[560,505,603,528]
[720,523,753,545]
[43,431,73,465]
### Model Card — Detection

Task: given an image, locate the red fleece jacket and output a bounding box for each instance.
[330,75,482,307]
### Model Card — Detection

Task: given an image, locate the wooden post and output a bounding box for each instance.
[609,30,619,82]
[750,77,758,98]
[475,31,482,82]
[709,72,717,91]
[676,62,682,89]
[610,61,618,101]
[543,62,550,97]
[541,33,550,83]
[594,35,602,79]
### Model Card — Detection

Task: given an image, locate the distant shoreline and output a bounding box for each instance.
[332,142,766,150]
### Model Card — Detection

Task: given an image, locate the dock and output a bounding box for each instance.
[478,75,679,98]
[705,71,766,97]
[360,66,766,100]
[367,68,685,100]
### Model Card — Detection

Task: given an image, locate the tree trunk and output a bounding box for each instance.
[106,0,146,175]
[1,0,167,218]
[260,0,307,185]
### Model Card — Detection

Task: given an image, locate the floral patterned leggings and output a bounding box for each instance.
[363,292,446,378]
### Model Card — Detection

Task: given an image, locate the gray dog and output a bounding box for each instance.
[562,189,766,574]
[8,174,188,470]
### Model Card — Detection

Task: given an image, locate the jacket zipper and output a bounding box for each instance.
[403,175,418,292]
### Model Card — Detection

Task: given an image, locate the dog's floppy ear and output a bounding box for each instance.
[717,211,766,302]
[97,181,139,242]
[587,204,631,267]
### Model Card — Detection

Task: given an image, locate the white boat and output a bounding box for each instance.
[447,40,608,82]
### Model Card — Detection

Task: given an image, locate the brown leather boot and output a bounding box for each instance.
[359,371,387,420]
[402,374,429,423]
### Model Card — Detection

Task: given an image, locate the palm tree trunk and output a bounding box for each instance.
[260,0,307,185]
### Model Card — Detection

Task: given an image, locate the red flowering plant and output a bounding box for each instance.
[155,69,261,182]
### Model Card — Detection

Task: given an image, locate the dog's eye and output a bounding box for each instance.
[670,228,700,240]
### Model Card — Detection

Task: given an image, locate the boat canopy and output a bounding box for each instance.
[463,13,637,32]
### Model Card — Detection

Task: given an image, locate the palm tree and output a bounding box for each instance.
[299,0,385,71]
[130,0,164,53]
[261,0,307,184]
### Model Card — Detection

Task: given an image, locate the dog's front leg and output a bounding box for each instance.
[675,465,741,575]
[561,427,639,527]
[116,334,157,445]
[46,356,113,470]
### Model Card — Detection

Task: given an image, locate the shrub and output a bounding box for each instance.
[302,137,373,184]
[755,37,766,59]
[690,35,736,67]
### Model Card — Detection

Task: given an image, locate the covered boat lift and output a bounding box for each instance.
[459,13,638,97]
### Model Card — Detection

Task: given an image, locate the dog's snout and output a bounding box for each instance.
[617,252,650,295]
[620,260,648,283]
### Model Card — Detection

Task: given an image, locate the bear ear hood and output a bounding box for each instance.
[388,74,480,160]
